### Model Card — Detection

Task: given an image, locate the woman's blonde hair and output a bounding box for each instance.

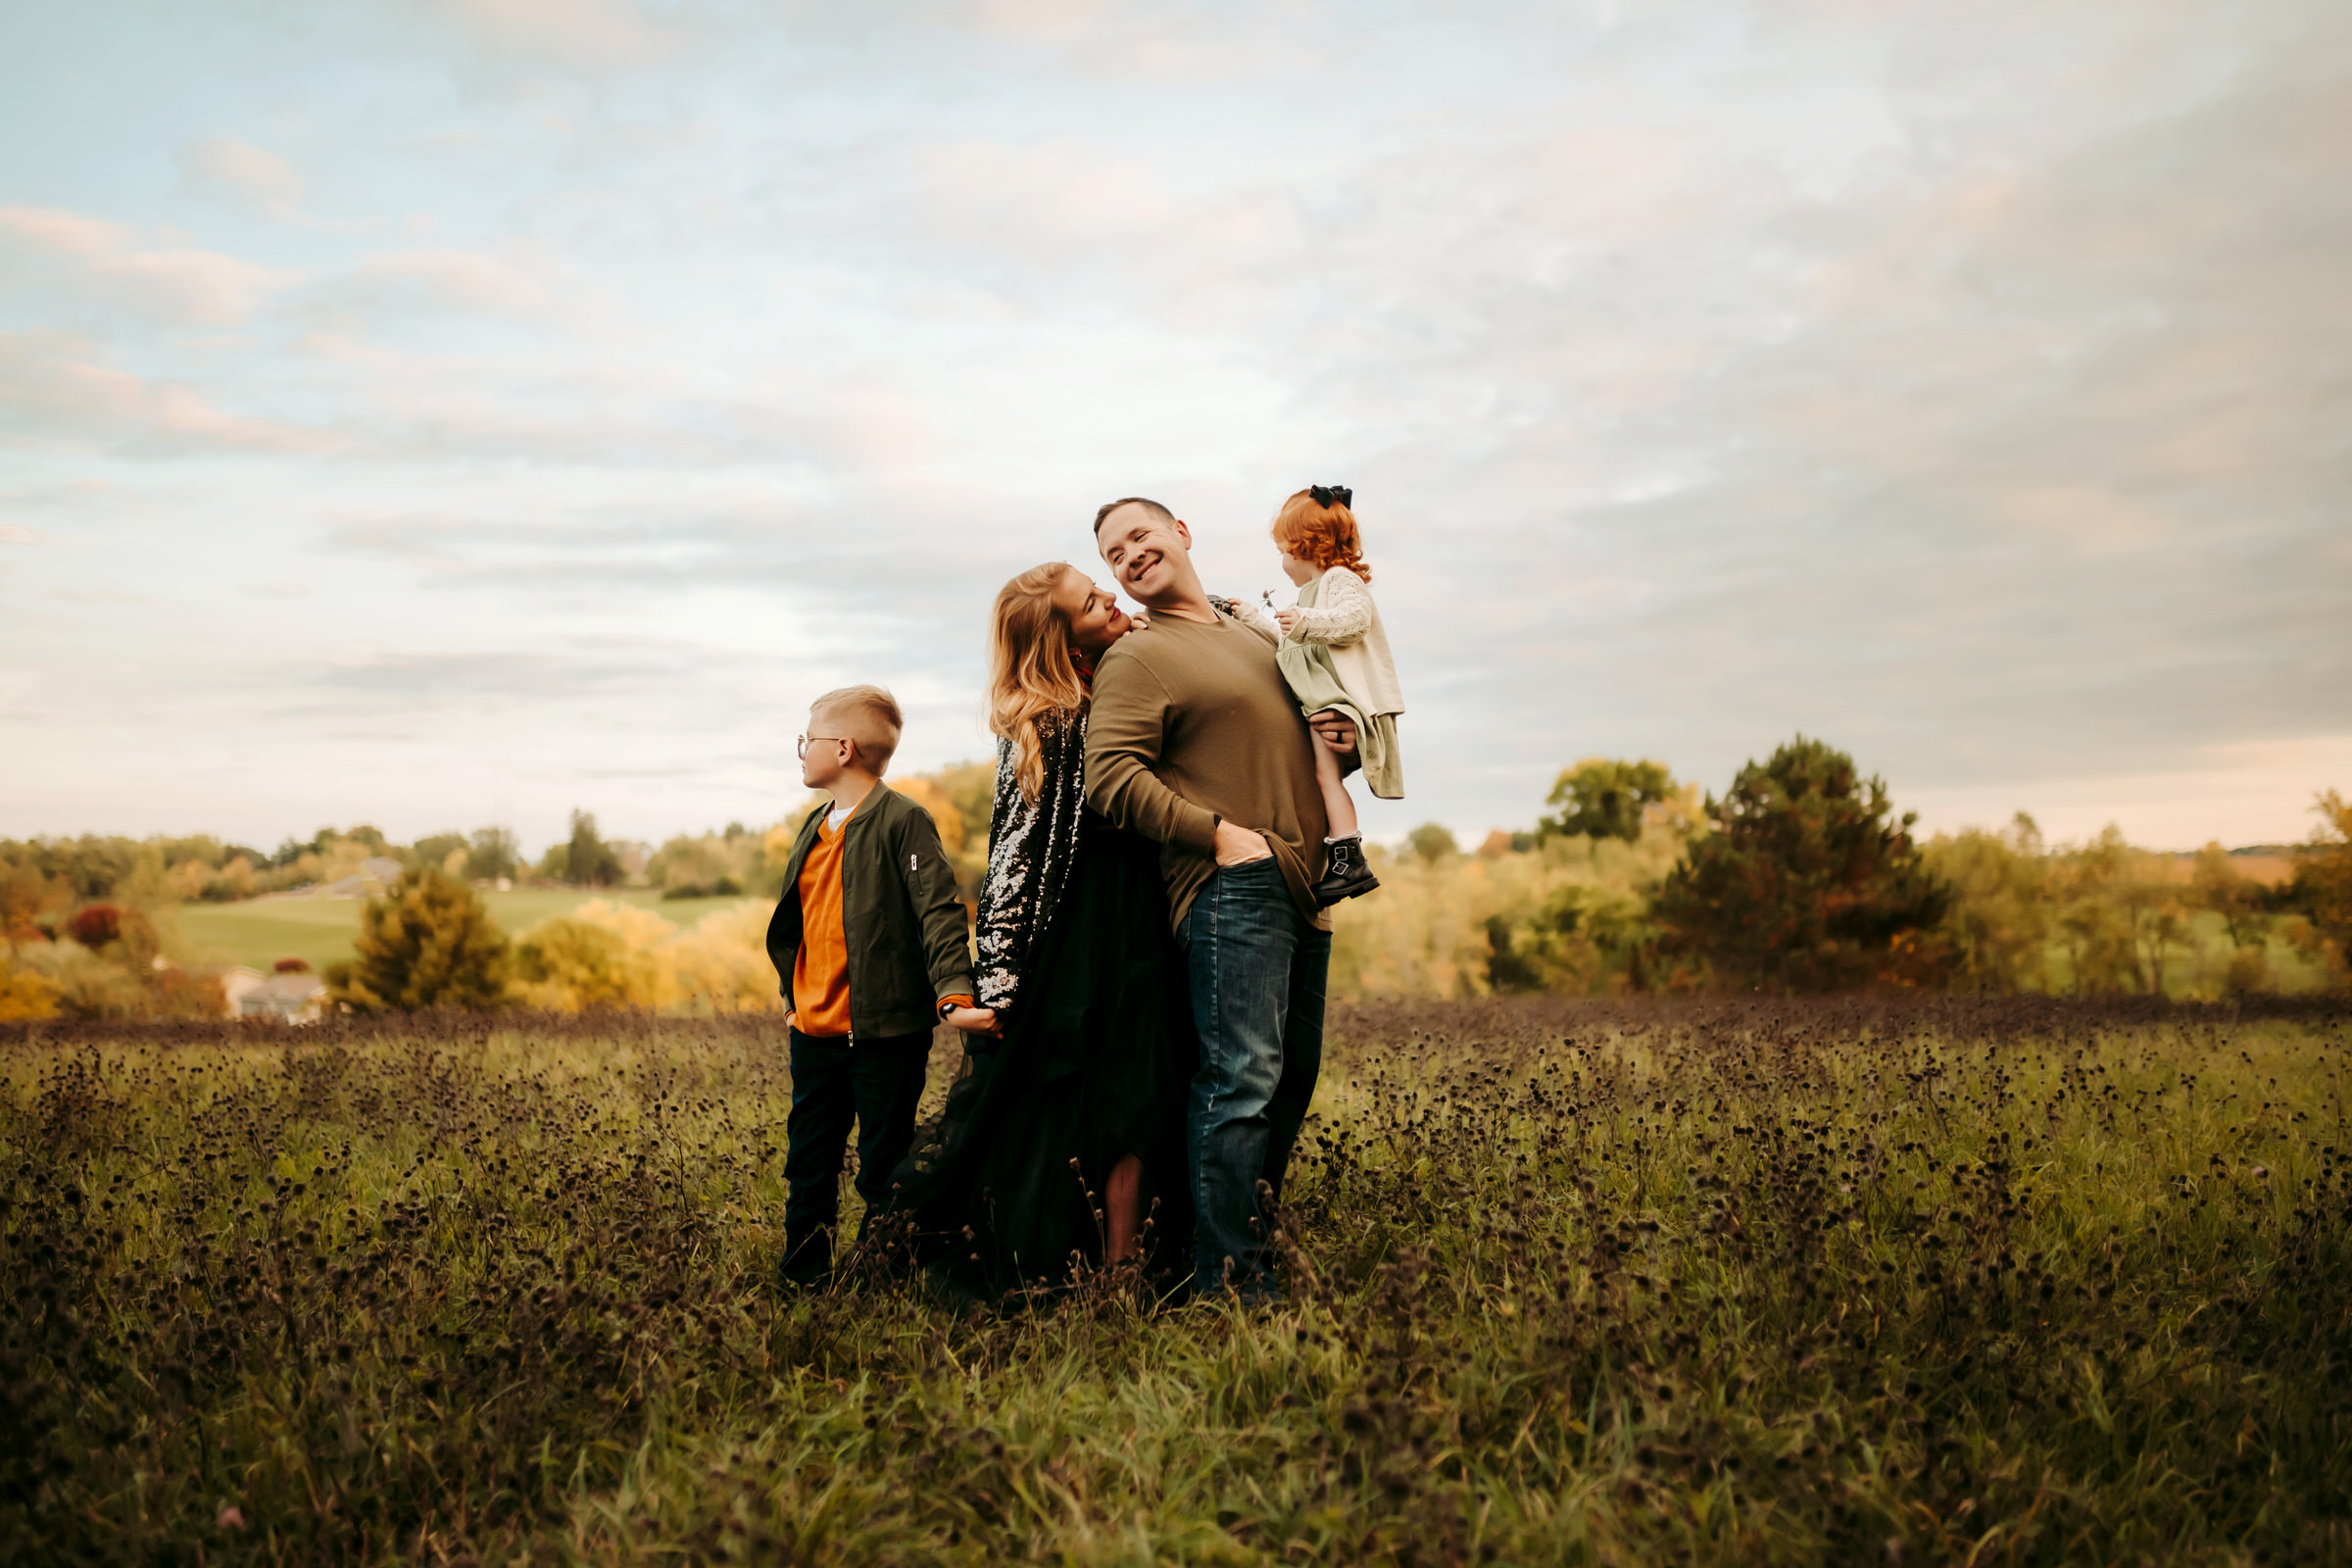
[1270,487,1372,582]
[988,562,1089,802]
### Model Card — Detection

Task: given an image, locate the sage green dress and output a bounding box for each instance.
[1274,574,1404,800]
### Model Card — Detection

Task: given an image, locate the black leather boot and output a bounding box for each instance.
[1314,836,1381,906]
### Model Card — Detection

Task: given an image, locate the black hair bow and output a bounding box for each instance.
[1310,484,1352,510]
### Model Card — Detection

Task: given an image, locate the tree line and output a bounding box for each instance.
[1413,739,2351,999]
[3,738,2345,1021]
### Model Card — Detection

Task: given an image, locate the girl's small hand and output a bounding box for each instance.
[1275,607,1302,635]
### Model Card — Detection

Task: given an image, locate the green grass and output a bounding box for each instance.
[172,890,760,972]
[3,997,2348,1564]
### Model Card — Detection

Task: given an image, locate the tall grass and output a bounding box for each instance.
[3,998,2347,1564]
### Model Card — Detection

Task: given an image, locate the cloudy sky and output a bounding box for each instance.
[2,0,2346,857]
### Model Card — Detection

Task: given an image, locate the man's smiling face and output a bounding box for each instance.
[1096,502,1194,605]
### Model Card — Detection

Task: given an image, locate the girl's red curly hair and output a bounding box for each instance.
[1269,488,1372,582]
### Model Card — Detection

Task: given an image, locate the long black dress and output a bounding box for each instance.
[888,710,1195,1296]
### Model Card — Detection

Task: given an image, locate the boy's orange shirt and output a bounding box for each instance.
[790,807,857,1037]
[790,795,972,1039]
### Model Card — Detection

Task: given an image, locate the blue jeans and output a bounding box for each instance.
[781,1028,932,1284]
[1177,858,1331,1292]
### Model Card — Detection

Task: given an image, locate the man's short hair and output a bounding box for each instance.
[810,684,904,773]
[1092,496,1175,535]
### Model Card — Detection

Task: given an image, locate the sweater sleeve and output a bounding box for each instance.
[1286,569,1374,648]
[1083,648,1220,854]
[896,806,978,1004]
[1228,599,1283,641]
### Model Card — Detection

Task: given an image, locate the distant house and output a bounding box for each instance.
[217,965,267,1016]
[237,970,325,1023]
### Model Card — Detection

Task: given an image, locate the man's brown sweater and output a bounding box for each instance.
[1084,609,1331,928]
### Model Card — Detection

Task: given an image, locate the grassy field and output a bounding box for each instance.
[172,890,760,972]
[3,997,2348,1564]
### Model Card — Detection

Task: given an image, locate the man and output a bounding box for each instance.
[1083,496,1357,1299]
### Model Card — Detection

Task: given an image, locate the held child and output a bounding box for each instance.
[763,684,997,1288]
[1231,484,1403,906]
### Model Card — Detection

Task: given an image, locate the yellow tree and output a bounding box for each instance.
[1924,813,2050,993]
[2292,791,2352,985]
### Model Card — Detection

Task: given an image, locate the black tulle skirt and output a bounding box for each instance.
[889,817,1195,1295]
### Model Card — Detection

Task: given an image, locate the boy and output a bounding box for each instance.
[764,685,996,1287]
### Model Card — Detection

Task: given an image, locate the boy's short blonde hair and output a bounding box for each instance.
[811,684,904,773]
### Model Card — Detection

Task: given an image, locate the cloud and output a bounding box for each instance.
[5,0,2346,850]
[420,0,673,67]
[0,332,327,453]
[340,249,565,317]
[969,0,1105,43]
[317,647,672,700]
[182,136,305,217]
[0,205,292,323]
[0,526,46,546]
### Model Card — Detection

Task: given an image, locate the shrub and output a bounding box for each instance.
[514,915,659,1010]
[66,905,122,948]
[14,941,152,1019]
[0,958,61,1021]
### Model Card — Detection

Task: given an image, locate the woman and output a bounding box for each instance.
[887,563,1195,1297]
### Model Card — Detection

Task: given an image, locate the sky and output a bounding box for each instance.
[1,0,2346,858]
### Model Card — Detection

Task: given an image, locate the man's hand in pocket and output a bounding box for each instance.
[1214,820,1274,866]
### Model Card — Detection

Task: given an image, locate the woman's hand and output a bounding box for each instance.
[1275,607,1302,636]
[1214,820,1274,866]
[945,1004,1001,1037]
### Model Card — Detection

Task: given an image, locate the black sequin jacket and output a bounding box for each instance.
[972,710,1089,1010]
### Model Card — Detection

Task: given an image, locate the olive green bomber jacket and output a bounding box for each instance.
[763,782,976,1041]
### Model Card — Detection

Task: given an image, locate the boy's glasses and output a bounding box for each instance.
[796,734,847,760]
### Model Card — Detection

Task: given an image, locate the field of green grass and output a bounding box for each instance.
[3,997,2348,1564]
[172,889,760,972]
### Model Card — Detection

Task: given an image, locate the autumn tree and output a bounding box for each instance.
[468,826,521,883]
[2203,876,2277,994]
[410,831,472,877]
[1407,822,1460,863]
[1924,812,2050,992]
[1650,736,1951,992]
[325,869,510,1012]
[1542,759,1677,847]
[2286,790,2352,984]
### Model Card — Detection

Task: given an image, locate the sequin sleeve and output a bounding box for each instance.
[971,712,1089,1010]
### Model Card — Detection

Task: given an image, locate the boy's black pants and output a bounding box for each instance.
[781,1028,932,1285]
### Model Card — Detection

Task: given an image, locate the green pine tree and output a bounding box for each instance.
[326,868,511,1012]
[1650,736,1951,993]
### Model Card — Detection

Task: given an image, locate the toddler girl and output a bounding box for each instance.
[1235,484,1403,906]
